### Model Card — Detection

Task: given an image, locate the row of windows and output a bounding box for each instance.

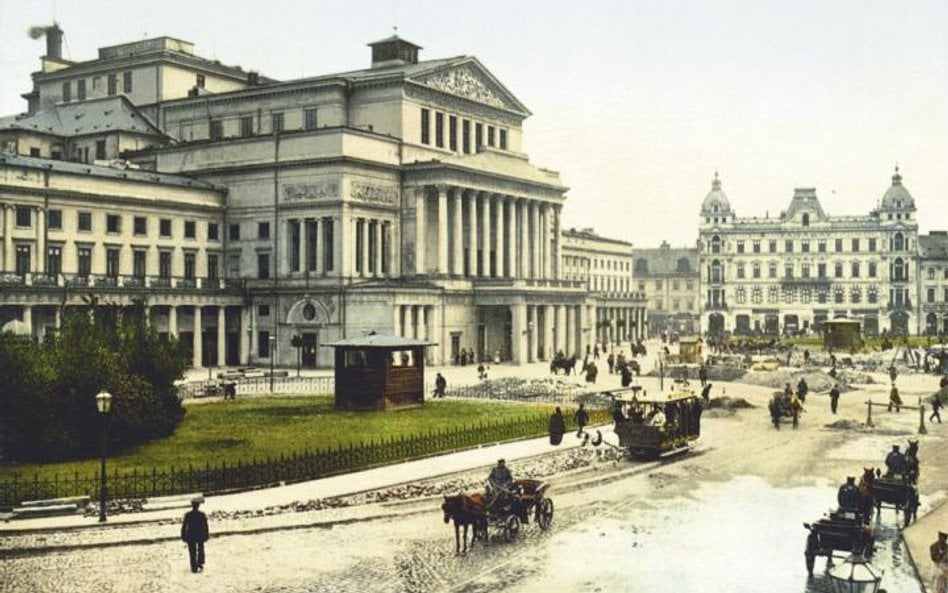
[711,234,912,254]
[419,108,508,153]
[208,108,318,140]
[926,287,948,303]
[646,279,695,291]
[926,267,948,280]
[732,261,881,280]
[61,71,133,102]
[652,299,695,311]
[732,285,881,305]
[9,207,218,240]
[13,242,219,281]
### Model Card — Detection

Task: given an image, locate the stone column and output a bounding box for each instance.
[431,304,443,365]
[436,185,448,275]
[511,303,527,364]
[494,194,505,278]
[530,201,540,279]
[241,306,251,365]
[359,218,369,277]
[169,305,178,337]
[332,216,343,277]
[519,199,529,279]
[217,307,227,368]
[527,305,537,363]
[415,188,427,275]
[22,305,32,340]
[35,207,45,275]
[480,192,491,277]
[505,197,516,278]
[466,190,477,277]
[556,305,567,357]
[3,205,13,272]
[542,304,554,360]
[552,205,562,280]
[565,304,575,358]
[192,306,203,368]
[411,305,420,339]
[452,189,463,275]
[539,204,548,280]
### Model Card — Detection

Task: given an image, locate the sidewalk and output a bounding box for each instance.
[903,498,948,593]
[0,424,600,535]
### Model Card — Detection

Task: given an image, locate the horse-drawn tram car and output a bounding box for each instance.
[595,387,703,459]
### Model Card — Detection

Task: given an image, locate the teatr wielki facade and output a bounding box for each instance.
[698,171,918,337]
[132,35,587,367]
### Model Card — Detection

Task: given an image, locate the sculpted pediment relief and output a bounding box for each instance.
[412,64,522,112]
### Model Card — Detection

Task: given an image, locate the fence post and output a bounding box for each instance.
[866,400,874,427]
[919,397,927,435]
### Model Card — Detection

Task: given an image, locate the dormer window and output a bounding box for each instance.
[712,205,719,213]
[896,200,902,208]
[802,213,809,227]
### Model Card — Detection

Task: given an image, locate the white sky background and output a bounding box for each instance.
[1,0,946,248]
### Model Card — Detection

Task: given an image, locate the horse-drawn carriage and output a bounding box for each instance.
[550,353,578,376]
[441,479,554,553]
[871,475,919,527]
[803,509,875,575]
[594,388,702,459]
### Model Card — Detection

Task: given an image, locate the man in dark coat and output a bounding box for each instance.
[931,531,948,593]
[548,408,566,445]
[796,378,809,403]
[829,384,841,414]
[701,382,712,404]
[181,496,209,573]
[607,353,615,374]
[885,445,907,477]
[837,476,860,511]
[698,364,708,388]
[574,403,590,437]
[434,373,447,398]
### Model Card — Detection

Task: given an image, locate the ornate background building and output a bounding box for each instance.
[697,171,919,337]
[632,242,700,338]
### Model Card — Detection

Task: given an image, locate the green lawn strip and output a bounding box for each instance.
[0,397,557,483]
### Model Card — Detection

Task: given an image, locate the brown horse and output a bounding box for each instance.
[905,440,919,484]
[441,493,486,554]
[857,467,875,524]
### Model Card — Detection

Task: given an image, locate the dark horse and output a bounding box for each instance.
[857,467,876,524]
[550,355,578,376]
[441,493,486,554]
[905,439,919,484]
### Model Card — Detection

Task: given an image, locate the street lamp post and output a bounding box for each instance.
[95,390,113,523]
[269,335,276,392]
[827,548,884,593]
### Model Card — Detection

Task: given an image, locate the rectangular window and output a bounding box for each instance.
[305,108,318,130]
[106,214,121,233]
[869,262,877,278]
[73,247,91,279]
[207,254,219,281]
[851,262,860,277]
[258,222,270,239]
[257,253,270,279]
[159,251,172,278]
[801,240,810,253]
[475,122,483,149]
[462,119,471,154]
[258,331,271,359]
[209,120,223,140]
[228,223,240,240]
[752,263,760,278]
[290,221,301,272]
[15,206,31,227]
[133,216,147,236]
[818,240,826,253]
[108,73,117,96]
[271,112,284,134]
[420,108,430,144]
[106,248,120,278]
[835,238,843,252]
[868,238,877,251]
[46,245,62,277]
[851,238,860,252]
[306,220,318,272]
[784,263,793,279]
[785,239,793,253]
[77,79,86,101]
[768,240,777,253]
[323,218,334,271]
[736,240,744,254]
[835,263,843,278]
[46,209,62,230]
[62,81,71,102]
[133,250,146,278]
[487,126,495,147]
[752,240,761,253]
[196,74,206,88]
[928,288,936,303]
[818,263,827,278]
[434,112,444,148]
[355,220,364,274]
[95,140,106,160]
[802,263,810,278]
[78,211,92,231]
[184,220,196,239]
[159,218,172,237]
[258,305,270,317]
[768,263,777,278]
[499,128,508,149]
[736,263,745,278]
[208,223,219,241]
[29,147,40,157]
[123,71,132,93]
[449,115,458,151]
[14,245,30,275]
[240,116,254,137]
[183,252,196,279]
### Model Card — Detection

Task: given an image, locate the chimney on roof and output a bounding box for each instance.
[247,71,260,85]
[368,35,421,68]
[46,23,63,59]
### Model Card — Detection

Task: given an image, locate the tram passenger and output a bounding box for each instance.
[647,405,666,426]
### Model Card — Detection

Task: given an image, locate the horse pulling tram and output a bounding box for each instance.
[594,387,702,459]
[803,509,875,575]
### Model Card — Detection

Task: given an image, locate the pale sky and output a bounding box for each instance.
[2,0,947,248]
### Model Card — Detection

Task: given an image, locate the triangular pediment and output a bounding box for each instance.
[409,59,530,115]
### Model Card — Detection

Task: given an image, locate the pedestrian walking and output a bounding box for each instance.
[434,372,447,399]
[698,364,708,388]
[181,496,209,573]
[549,407,566,445]
[574,403,589,437]
[829,383,840,414]
[888,383,902,412]
[701,382,712,404]
[607,353,615,374]
[889,365,898,385]
[931,394,943,423]
[932,531,948,593]
[594,345,600,360]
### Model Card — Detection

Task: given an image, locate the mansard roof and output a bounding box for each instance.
[919,232,948,260]
[0,96,165,139]
[782,187,827,222]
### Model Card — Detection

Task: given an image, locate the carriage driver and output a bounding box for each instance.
[837,476,860,512]
[487,459,515,510]
[885,444,907,478]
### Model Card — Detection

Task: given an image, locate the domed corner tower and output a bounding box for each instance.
[878,165,917,226]
[878,166,919,337]
[699,172,733,229]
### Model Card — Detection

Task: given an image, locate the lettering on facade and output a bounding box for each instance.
[416,66,506,109]
[350,182,397,205]
[282,182,338,202]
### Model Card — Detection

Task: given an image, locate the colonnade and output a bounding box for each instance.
[511,303,584,364]
[595,305,648,345]
[409,185,561,280]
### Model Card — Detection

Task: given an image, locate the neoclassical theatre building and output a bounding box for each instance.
[697,171,920,337]
[0,28,602,368]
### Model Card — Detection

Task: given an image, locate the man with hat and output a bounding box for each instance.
[487,459,515,511]
[181,495,209,573]
[837,476,860,512]
[931,531,948,593]
[885,444,907,478]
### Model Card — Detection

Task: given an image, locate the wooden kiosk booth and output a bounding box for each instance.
[677,337,703,365]
[822,318,863,352]
[324,335,435,411]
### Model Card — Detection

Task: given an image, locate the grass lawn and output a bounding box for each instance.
[0,396,556,481]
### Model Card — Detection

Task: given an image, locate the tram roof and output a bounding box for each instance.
[606,388,698,404]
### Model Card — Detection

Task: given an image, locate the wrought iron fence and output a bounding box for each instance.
[0,410,609,508]
[177,375,335,399]
[435,382,609,409]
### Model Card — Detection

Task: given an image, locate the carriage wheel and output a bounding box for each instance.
[537,498,554,530]
[503,514,521,542]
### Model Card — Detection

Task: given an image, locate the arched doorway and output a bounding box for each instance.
[286,298,333,368]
